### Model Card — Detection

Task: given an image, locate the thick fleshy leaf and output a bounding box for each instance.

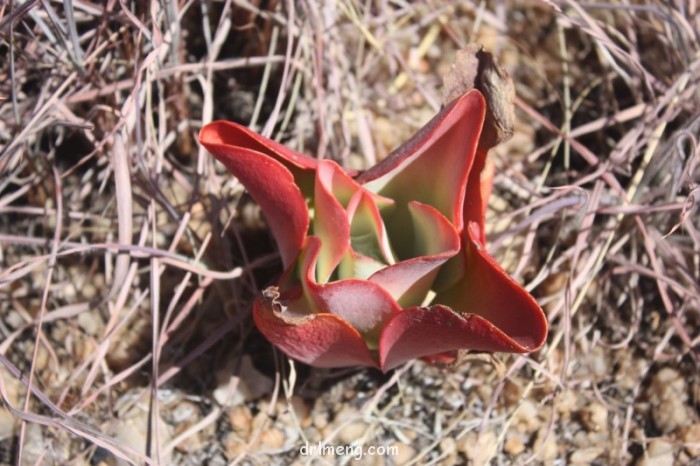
[339,250,388,281]
[314,280,401,349]
[432,222,548,350]
[337,189,396,280]
[462,149,494,246]
[346,190,396,266]
[205,91,548,371]
[199,124,310,267]
[378,304,530,371]
[316,159,361,207]
[369,201,460,307]
[432,150,494,292]
[338,188,396,280]
[200,121,320,193]
[314,161,395,282]
[253,288,378,368]
[313,161,354,282]
[379,220,547,371]
[357,90,486,243]
[297,237,401,347]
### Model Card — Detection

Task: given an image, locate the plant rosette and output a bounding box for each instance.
[200,90,547,371]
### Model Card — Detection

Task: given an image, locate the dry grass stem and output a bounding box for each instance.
[0,1,698,465]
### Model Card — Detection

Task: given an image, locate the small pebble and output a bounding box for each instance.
[458,431,497,466]
[680,423,700,457]
[439,437,456,454]
[77,311,102,336]
[20,423,45,465]
[570,446,604,464]
[391,441,415,466]
[636,439,676,466]
[503,379,523,406]
[214,355,273,407]
[227,405,253,437]
[5,310,24,329]
[223,432,247,459]
[172,422,202,454]
[259,428,285,450]
[514,400,541,432]
[0,408,17,441]
[533,430,558,464]
[73,335,96,362]
[33,345,48,372]
[556,389,579,416]
[171,400,199,424]
[313,413,328,429]
[580,402,608,433]
[288,396,311,427]
[439,437,458,464]
[113,405,172,466]
[649,368,690,433]
[504,434,525,456]
[338,421,365,444]
[589,346,608,378]
[652,368,686,401]
[654,397,690,433]
[0,367,21,406]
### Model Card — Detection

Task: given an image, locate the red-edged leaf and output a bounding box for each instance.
[297,237,401,348]
[379,222,547,371]
[314,161,395,282]
[316,159,361,207]
[369,201,460,307]
[433,149,494,291]
[461,149,494,246]
[346,190,396,265]
[200,123,310,267]
[432,222,548,350]
[378,304,529,371]
[312,161,354,282]
[314,280,401,349]
[336,189,396,280]
[357,90,486,235]
[200,120,318,170]
[253,288,378,368]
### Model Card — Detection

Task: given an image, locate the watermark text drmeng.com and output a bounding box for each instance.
[300,442,399,461]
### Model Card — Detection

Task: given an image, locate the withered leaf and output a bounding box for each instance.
[442,44,515,151]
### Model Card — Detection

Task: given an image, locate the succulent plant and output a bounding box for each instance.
[200,89,547,371]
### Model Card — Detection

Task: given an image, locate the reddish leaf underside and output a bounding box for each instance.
[200,121,319,171]
[297,237,401,347]
[378,304,529,371]
[253,289,378,368]
[199,124,310,267]
[432,222,548,351]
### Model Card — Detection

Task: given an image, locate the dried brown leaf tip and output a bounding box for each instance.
[442,44,515,151]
